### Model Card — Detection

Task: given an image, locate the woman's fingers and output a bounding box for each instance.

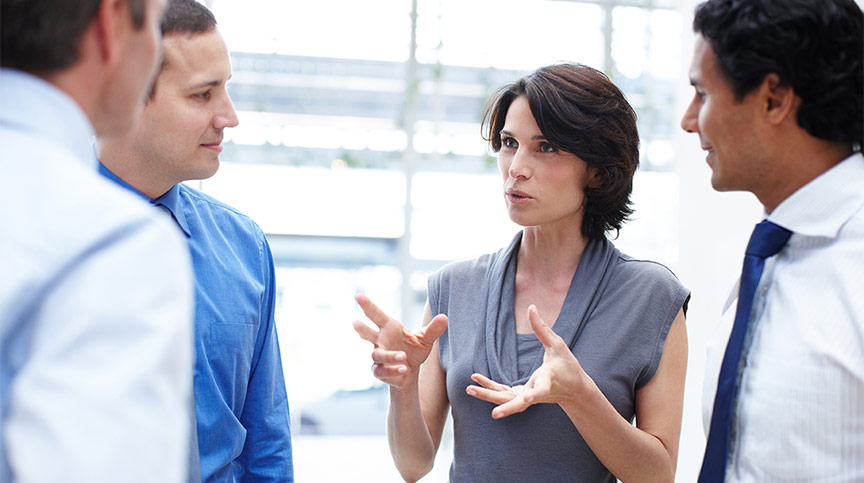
[371,348,406,364]
[466,374,518,405]
[491,395,531,419]
[355,293,394,329]
[465,385,514,405]
[528,305,566,353]
[470,373,510,391]
[372,362,408,379]
[419,314,449,344]
[515,373,550,406]
[464,373,544,418]
[526,371,551,403]
[352,319,380,346]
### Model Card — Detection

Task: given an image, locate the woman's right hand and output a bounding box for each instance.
[352,293,448,388]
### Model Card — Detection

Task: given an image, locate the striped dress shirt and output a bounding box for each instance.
[703,153,864,482]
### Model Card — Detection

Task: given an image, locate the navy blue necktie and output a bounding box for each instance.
[699,220,792,482]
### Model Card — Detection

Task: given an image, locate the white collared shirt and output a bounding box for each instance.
[703,153,864,482]
[0,69,195,482]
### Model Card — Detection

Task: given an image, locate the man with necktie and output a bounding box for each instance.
[681,0,864,481]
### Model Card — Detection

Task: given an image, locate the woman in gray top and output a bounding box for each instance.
[354,63,690,482]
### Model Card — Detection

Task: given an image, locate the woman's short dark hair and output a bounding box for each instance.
[482,63,639,240]
[693,0,863,150]
[1,0,146,75]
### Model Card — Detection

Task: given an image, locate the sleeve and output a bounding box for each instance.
[427,267,444,315]
[235,236,294,482]
[427,256,482,317]
[3,217,195,483]
[633,262,690,390]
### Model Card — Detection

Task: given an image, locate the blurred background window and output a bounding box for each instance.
[197,0,687,480]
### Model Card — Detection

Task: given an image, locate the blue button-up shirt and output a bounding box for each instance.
[100,165,293,482]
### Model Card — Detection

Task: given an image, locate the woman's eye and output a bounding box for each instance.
[540,143,557,153]
[194,91,211,100]
[502,136,518,148]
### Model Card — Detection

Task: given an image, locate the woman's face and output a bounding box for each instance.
[497,96,595,232]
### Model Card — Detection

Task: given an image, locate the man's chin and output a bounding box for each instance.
[710,173,732,192]
[185,161,221,183]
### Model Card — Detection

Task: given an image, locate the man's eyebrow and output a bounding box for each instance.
[188,75,232,90]
[189,80,221,90]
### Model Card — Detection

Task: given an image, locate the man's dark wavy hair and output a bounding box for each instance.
[694,0,863,150]
[482,63,639,240]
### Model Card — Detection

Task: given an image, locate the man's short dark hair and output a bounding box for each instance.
[146,0,217,98]
[482,63,639,240]
[0,0,147,75]
[693,0,863,149]
[161,0,216,35]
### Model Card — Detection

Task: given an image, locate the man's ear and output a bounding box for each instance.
[92,0,131,67]
[762,73,798,125]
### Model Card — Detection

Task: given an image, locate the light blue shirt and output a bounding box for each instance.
[0,69,194,482]
[100,166,294,482]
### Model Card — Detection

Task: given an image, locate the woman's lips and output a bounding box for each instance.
[506,189,532,204]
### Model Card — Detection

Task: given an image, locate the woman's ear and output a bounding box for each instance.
[587,166,603,189]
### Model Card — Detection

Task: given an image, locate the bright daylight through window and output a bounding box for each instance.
[201,0,683,480]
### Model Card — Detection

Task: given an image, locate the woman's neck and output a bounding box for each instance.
[517,225,590,279]
[513,225,591,332]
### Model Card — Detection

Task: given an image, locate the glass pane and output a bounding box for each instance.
[612,6,648,79]
[418,0,604,70]
[214,0,411,62]
[649,8,682,79]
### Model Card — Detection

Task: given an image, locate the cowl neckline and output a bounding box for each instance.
[474,231,620,386]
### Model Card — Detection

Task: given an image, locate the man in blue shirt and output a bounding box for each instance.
[98,0,293,480]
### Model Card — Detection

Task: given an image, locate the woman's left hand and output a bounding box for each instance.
[466,304,589,419]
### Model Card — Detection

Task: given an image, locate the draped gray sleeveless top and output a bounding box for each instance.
[427,232,690,482]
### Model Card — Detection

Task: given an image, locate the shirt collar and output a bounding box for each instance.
[153,184,191,237]
[0,68,96,170]
[769,153,864,238]
[98,161,191,237]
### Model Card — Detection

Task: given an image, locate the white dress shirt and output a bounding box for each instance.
[703,153,864,482]
[0,69,195,482]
